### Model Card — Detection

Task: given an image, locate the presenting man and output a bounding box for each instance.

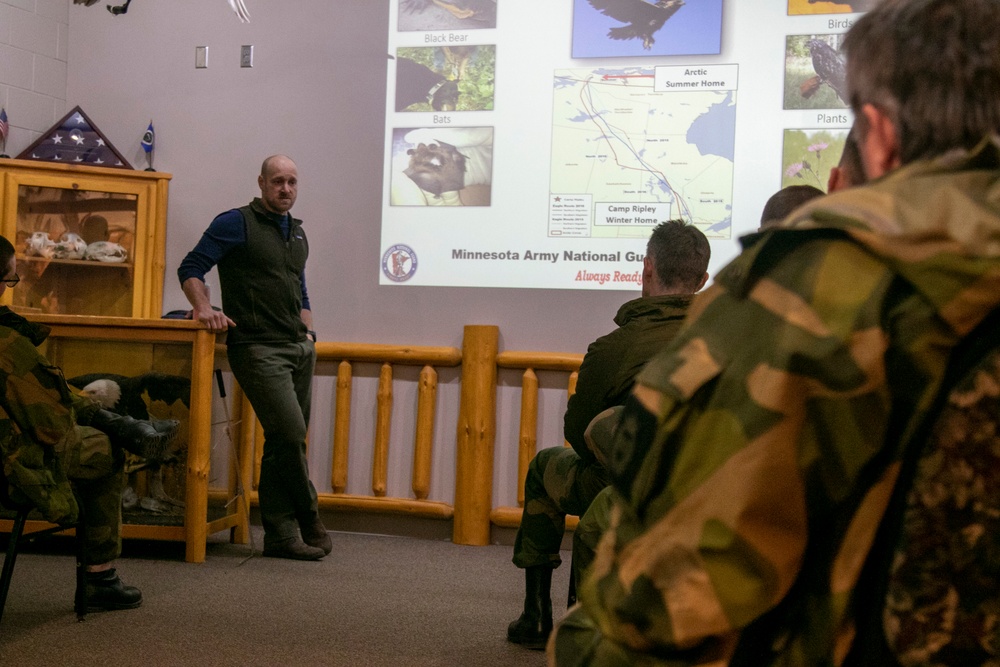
[507,220,709,649]
[550,0,1000,664]
[179,155,331,561]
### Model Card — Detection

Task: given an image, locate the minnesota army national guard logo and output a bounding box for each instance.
[382,244,418,282]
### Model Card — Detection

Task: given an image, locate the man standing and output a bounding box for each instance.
[179,155,330,561]
[507,220,709,649]
[550,0,1000,664]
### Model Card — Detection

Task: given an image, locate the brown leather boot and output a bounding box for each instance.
[262,537,325,561]
[300,517,333,555]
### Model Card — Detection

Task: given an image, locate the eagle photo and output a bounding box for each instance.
[572,0,723,58]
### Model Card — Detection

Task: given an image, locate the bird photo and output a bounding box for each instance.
[783,34,849,110]
[788,0,879,15]
[572,0,723,58]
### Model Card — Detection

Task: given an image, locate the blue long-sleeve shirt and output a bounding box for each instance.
[177,208,310,311]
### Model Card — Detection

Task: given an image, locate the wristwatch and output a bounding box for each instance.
[307,330,317,342]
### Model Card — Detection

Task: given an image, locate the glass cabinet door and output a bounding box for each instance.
[15,184,138,316]
[0,159,170,319]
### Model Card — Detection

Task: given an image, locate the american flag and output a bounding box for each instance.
[0,108,8,142]
[17,106,132,169]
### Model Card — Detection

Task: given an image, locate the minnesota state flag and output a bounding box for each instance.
[141,121,154,153]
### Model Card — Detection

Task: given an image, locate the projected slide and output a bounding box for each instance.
[381,1,861,289]
[550,67,735,241]
[572,0,724,58]
[781,128,850,190]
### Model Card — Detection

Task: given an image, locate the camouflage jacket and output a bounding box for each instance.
[554,137,1000,666]
[0,308,97,524]
[564,294,693,463]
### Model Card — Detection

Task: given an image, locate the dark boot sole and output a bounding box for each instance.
[262,541,326,561]
[506,631,549,650]
[86,599,143,612]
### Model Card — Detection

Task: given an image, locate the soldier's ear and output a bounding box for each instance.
[642,256,654,280]
[859,104,901,180]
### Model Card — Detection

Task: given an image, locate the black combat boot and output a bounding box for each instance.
[90,409,180,463]
[507,566,554,649]
[81,568,143,611]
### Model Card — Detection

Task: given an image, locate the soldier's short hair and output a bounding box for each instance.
[0,235,14,267]
[646,220,710,292]
[844,0,1000,164]
[760,185,825,231]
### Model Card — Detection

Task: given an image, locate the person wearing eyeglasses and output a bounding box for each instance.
[0,234,180,612]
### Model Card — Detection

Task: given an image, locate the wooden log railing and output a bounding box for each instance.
[228,337,464,537]
[225,325,586,548]
[489,350,583,530]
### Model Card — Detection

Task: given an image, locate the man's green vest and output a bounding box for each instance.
[217,198,309,346]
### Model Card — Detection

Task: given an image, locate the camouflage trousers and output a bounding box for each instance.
[513,446,609,569]
[66,426,125,565]
[571,485,614,593]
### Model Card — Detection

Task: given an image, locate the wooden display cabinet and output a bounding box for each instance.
[0,159,170,318]
[0,315,242,563]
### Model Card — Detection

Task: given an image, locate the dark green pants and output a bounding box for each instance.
[513,446,608,569]
[67,426,126,565]
[227,340,319,546]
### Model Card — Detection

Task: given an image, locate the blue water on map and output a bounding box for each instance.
[687,91,736,161]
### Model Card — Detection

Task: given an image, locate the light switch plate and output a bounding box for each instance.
[195,46,208,69]
[241,45,254,68]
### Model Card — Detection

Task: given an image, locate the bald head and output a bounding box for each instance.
[261,154,296,179]
[258,155,298,214]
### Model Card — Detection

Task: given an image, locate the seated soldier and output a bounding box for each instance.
[0,235,178,611]
[507,220,709,649]
[550,1,1000,663]
[569,139,867,595]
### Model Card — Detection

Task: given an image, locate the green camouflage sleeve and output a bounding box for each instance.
[0,327,82,524]
[563,235,902,662]
[0,329,77,447]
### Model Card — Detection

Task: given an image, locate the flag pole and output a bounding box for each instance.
[142,119,155,171]
[0,108,8,158]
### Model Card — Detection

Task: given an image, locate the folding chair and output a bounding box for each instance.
[0,476,87,633]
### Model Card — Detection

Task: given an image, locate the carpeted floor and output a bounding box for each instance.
[0,529,572,666]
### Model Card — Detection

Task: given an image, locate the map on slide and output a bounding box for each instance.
[549,68,736,240]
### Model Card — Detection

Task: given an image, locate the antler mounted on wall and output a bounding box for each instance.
[73,0,250,22]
